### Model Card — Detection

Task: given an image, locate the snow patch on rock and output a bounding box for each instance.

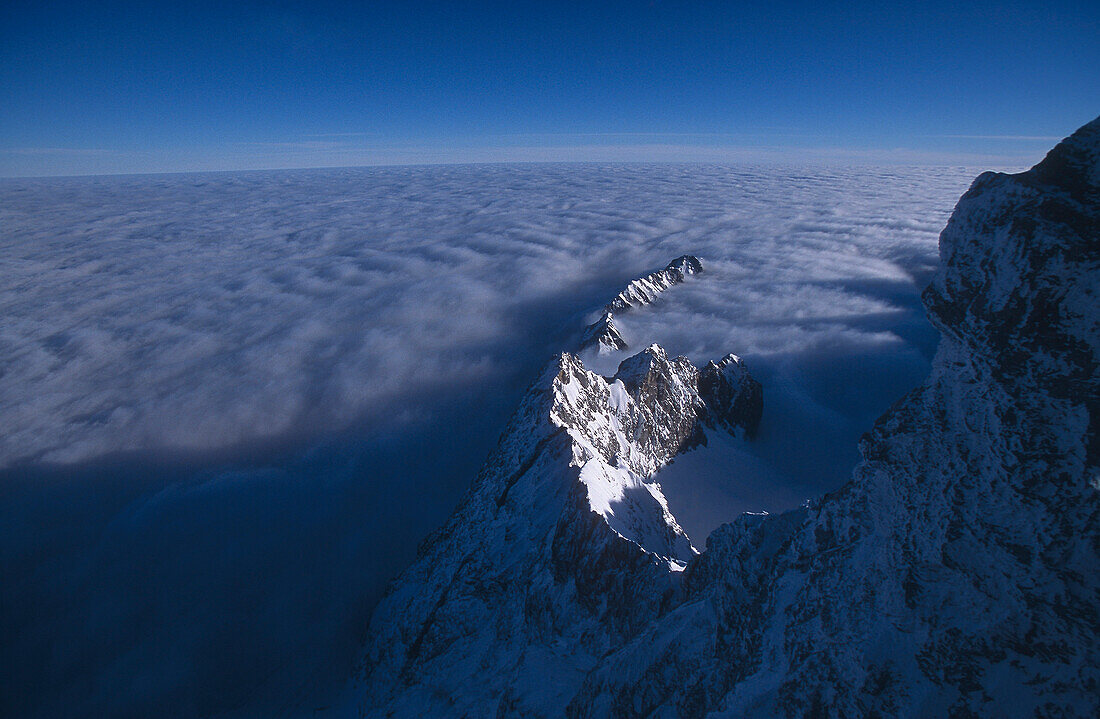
[579,255,704,355]
[356,342,762,716]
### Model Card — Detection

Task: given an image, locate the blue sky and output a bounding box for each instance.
[2,0,1097,175]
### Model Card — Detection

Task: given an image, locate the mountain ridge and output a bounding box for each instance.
[569,115,1100,718]
[356,341,763,716]
[579,254,704,355]
[355,118,1100,717]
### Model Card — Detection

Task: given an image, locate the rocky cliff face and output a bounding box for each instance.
[569,118,1100,718]
[357,119,1099,717]
[357,343,762,717]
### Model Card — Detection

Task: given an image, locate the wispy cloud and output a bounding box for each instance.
[234,140,350,151]
[934,134,1064,141]
[2,132,1044,177]
[302,131,379,138]
[496,131,768,139]
[1,146,111,156]
[0,165,979,468]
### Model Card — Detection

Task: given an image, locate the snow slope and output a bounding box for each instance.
[357,341,762,715]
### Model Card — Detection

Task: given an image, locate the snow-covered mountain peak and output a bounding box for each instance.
[925,116,1100,410]
[663,253,705,279]
[579,255,705,354]
[357,119,1099,717]
[577,311,627,354]
[547,350,698,565]
[357,340,762,715]
[611,344,693,400]
[545,343,760,560]
[606,255,704,314]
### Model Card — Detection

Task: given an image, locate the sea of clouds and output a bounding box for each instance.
[0,163,1003,717]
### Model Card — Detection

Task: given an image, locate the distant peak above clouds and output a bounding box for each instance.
[579,254,704,355]
[606,254,703,314]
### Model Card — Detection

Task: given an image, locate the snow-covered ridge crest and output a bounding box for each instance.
[578,311,627,353]
[357,339,761,716]
[548,348,697,565]
[550,343,761,564]
[579,254,704,354]
[607,254,703,313]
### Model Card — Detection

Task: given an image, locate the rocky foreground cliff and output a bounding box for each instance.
[356,119,1100,717]
[357,339,763,716]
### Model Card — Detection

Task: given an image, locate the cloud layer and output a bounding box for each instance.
[1,164,978,468]
[0,163,983,717]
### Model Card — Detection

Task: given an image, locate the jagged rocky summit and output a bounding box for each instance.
[579,254,704,354]
[357,118,1100,717]
[357,342,763,717]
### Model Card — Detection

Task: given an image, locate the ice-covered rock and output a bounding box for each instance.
[578,312,628,354]
[579,255,704,354]
[356,343,761,717]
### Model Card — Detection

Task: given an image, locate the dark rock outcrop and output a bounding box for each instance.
[698,353,764,439]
